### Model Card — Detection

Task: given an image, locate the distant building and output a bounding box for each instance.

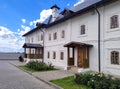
[23,0,120,76]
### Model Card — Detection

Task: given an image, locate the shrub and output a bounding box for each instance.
[26,61,55,71]
[19,56,24,62]
[75,72,120,89]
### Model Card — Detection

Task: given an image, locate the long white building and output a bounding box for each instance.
[23,0,120,76]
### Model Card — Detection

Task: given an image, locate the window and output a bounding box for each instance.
[38,35,40,41]
[60,52,64,60]
[80,25,86,35]
[47,52,50,59]
[110,15,119,29]
[31,37,33,43]
[53,32,57,40]
[49,34,51,40]
[41,34,43,41]
[111,51,119,65]
[61,30,65,38]
[28,39,30,43]
[53,51,56,59]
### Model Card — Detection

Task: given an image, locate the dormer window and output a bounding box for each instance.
[80,25,86,35]
[110,15,119,29]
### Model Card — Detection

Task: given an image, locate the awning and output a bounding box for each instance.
[64,41,93,47]
[23,43,43,48]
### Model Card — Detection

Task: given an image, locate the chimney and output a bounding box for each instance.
[50,4,60,22]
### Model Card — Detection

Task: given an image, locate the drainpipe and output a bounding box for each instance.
[40,28,45,63]
[94,6,101,72]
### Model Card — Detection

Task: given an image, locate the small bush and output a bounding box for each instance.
[19,56,24,62]
[75,72,120,89]
[26,61,55,71]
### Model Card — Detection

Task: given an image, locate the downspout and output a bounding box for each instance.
[40,28,45,63]
[94,6,101,72]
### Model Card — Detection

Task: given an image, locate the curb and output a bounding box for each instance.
[9,62,63,89]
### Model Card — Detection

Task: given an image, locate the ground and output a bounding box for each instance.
[0,61,56,89]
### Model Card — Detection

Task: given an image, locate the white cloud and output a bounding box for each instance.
[0,26,24,52]
[40,9,52,22]
[29,9,52,27]
[74,0,85,6]
[19,25,30,35]
[21,19,26,24]
[0,9,52,52]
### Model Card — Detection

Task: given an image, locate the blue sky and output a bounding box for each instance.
[0,0,82,52]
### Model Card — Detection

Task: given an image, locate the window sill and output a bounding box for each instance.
[107,64,120,69]
[107,28,120,33]
[78,34,87,38]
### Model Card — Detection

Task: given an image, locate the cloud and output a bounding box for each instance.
[21,19,26,24]
[18,25,30,36]
[74,0,85,6]
[0,26,24,52]
[0,9,52,52]
[29,9,52,27]
[39,9,52,22]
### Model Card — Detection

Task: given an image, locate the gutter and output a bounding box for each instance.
[94,6,101,72]
[39,28,45,63]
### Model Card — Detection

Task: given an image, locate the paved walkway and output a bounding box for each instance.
[9,61,75,89]
[10,61,75,81]
[33,70,74,81]
[0,61,56,89]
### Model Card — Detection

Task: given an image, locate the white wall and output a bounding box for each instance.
[103,0,120,75]
[44,20,71,69]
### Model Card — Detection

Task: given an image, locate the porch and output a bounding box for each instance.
[64,41,93,72]
[23,43,43,59]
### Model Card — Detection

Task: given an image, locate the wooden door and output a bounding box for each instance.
[78,47,89,68]
[68,47,74,66]
[78,47,83,67]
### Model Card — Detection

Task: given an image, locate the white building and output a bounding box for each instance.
[23,0,120,76]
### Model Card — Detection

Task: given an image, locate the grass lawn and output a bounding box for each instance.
[50,76,90,89]
[19,65,38,72]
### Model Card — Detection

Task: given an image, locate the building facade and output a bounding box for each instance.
[23,0,120,76]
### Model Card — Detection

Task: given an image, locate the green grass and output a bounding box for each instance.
[50,76,90,89]
[19,65,39,72]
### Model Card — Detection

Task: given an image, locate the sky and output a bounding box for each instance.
[0,0,83,52]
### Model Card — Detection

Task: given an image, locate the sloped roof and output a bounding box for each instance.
[64,41,93,47]
[23,0,117,36]
[71,0,101,12]
[23,43,43,48]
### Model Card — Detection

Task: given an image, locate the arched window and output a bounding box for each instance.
[61,30,65,38]
[80,25,86,35]
[111,51,119,65]
[110,15,119,29]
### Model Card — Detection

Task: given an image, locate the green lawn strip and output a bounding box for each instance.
[19,65,58,72]
[19,65,38,72]
[50,76,90,89]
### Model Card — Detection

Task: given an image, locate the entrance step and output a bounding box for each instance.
[67,66,90,73]
[67,66,78,72]
[78,68,90,73]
